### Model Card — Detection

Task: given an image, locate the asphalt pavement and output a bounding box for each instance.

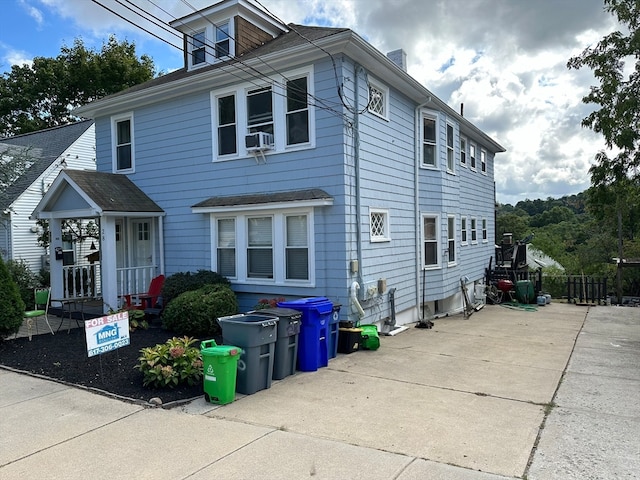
[1,302,638,479]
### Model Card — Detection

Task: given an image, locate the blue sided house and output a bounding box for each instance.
[32,0,504,330]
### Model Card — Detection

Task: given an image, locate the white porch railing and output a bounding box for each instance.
[117,265,157,300]
[62,264,101,298]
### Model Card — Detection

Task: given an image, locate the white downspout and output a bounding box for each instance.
[350,281,365,319]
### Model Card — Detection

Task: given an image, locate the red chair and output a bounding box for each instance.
[123,275,165,310]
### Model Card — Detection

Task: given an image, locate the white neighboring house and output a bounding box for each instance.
[0,121,95,273]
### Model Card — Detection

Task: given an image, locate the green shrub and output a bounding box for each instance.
[135,336,203,388]
[0,256,26,339]
[6,259,39,310]
[162,284,238,337]
[161,270,230,306]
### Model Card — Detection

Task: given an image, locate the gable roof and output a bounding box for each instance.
[32,169,164,219]
[73,20,504,153]
[0,120,94,210]
[74,24,348,112]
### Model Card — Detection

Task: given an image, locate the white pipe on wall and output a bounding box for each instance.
[350,281,365,319]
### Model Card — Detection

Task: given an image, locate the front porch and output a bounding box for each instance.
[31,170,165,314]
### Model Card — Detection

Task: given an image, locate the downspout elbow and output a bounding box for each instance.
[350,281,365,319]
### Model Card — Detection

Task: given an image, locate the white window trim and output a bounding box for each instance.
[447,214,457,266]
[369,207,391,242]
[187,20,235,71]
[421,213,440,270]
[367,77,389,121]
[209,207,316,286]
[211,66,315,162]
[111,112,134,174]
[420,110,440,169]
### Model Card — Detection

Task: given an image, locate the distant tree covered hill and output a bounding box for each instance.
[497,188,640,296]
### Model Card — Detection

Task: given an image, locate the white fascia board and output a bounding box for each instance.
[102,211,166,217]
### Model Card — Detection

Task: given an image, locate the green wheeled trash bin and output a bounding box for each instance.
[201,340,242,405]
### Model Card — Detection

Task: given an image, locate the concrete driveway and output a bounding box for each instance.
[2,302,637,479]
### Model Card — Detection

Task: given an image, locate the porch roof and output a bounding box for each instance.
[191,188,333,213]
[32,169,164,219]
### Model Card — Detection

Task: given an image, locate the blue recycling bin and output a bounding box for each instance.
[278,297,333,372]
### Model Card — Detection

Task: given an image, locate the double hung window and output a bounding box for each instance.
[112,113,133,172]
[191,31,206,66]
[460,137,467,166]
[446,124,454,172]
[447,216,456,263]
[212,210,312,284]
[470,143,477,170]
[217,94,237,156]
[422,116,437,167]
[215,22,230,58]
[286,77,309,145]
[481,150,487,173]
[423,215,439,268]
[247,86,274,135]
[461,217,468,244]
[471,218,477,243]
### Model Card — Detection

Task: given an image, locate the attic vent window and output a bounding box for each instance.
[368,84,386,117]
[370,209,390,242]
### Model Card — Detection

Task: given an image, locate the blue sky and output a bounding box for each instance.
[1,0,620,205]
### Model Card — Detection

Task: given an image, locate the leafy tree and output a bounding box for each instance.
[0,36,155,136]
[567,0,640,186]
[0,145,36,193]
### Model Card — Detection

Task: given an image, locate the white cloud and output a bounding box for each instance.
[19,0,44,27]
[10,0,620,204]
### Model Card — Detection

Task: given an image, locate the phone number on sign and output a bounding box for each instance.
[88,338,130,357]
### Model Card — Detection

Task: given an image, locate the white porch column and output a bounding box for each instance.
[49,218,64,301]
[101,216,117,313]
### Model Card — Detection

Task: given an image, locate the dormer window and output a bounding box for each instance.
[215,22,230,58]
[192,31,206,66]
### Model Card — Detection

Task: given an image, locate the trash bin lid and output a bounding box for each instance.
[201,345,241,357]
[218,313,278,326]
[278,298,333,314]
[250,307,302,320]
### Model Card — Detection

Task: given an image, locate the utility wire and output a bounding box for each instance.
[90,0,351,124]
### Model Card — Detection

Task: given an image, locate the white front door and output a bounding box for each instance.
[131,218,153,292]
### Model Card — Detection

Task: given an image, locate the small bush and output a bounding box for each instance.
[162,284,238,337]
[6,259,39,310]
[135,336,203,388]
[0,256,26,339]
[161,270,230,306]
[253,297,286,310]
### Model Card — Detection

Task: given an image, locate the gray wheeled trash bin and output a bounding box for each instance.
[251,307,302,380]
[217,314,277,395]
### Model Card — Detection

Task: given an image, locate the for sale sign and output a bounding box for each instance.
[84,311,130,357]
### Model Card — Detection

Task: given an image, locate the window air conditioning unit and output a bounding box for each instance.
[245,132,274,152]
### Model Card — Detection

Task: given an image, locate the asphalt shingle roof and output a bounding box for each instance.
[62,170,163,214]
[192,188,332,208]
[0,120,94,210]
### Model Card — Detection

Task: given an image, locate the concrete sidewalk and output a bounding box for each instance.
[0,303,637,479]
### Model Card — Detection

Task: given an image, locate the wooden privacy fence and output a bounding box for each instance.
[567,276,607,305]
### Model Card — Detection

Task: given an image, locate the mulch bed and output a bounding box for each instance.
[0,326,220,407]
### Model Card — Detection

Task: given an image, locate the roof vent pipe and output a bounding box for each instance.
[460,103,464,117]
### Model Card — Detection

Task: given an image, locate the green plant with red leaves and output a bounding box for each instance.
[253,297,286,310]
[135,336,203,388]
